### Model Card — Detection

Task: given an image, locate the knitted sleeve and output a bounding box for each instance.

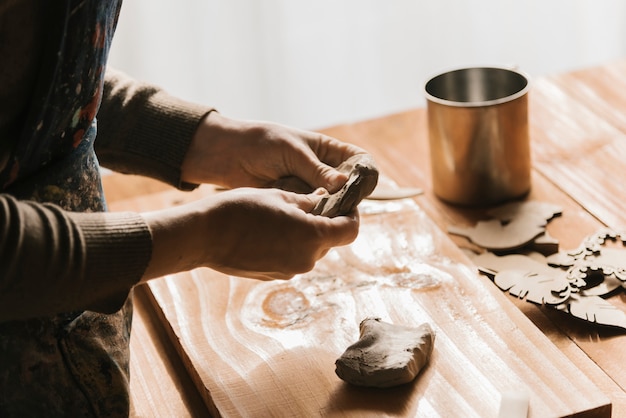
[95,67,214,190]
[0,194,152,321]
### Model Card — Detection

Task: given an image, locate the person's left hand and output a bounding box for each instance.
[180,112,367,193]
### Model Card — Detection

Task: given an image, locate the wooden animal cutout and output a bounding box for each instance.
[448,201,562,252]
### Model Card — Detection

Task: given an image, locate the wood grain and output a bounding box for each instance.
[104,59,626,416]
[111,187,610,417]
[128,286,207,417]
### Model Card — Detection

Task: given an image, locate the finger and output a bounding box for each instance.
[317,209,360,247]
[293,133,365,192]
[314,163,348,193]
[288,151,347,193]
[309,133,367,167]
[286,190,360,246]
[286,188,327,213]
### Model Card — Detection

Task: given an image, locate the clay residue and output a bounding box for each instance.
[382,272,441,290]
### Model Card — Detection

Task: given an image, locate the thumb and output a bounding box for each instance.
[321,165,349,193]
[297,158,347,193]
[292,187,328,214]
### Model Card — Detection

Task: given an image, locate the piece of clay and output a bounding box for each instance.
[312,154,379,217]
[448,201,562,252]
[335,317,434,388]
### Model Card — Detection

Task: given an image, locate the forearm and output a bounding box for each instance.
[96,67,214,189]
[0,194,151,321]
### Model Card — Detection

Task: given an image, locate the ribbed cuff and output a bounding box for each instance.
[70,210,152,314]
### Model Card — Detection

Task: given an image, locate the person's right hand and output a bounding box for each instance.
[140,187,359,281]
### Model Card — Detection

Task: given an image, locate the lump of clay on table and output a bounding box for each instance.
[335,317,435,388]
[312,154,379,218]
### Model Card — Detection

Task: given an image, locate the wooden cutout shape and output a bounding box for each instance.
[335,318,434,388]
[472,252,549,277]
[448,202,562,251]
[558,294,626,329]
[366,186,423,201]
[549,232,626,265]
[528,231,560,256]
[473,251,576,305]
[573,265,623,297]
[474,229,626,330]
[565,258,625,297]
[486,201,562,223]
[493,269,571,305]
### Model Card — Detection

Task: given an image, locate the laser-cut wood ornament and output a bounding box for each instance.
[470,228,626,330]
[448,202,562,252]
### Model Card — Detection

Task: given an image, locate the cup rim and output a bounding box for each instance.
[424,65,531,108]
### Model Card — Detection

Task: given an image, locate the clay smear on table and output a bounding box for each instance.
[456,201,626,330]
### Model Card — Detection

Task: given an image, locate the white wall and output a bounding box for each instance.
[108,1,626,130]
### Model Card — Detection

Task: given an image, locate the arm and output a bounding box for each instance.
[181,111,367,192]
[141,187,359,282]
[97,68,367,193]
[95,67,213,190]
[0,194,151,321]
[0,187,358,322]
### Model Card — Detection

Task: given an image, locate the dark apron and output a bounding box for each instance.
[0,1,132,416]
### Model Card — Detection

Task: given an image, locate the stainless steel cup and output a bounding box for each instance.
[424,66,531,206]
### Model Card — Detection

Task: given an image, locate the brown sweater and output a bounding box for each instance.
[0,2,213,321]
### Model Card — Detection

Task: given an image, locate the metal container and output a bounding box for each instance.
[424,66,531,206]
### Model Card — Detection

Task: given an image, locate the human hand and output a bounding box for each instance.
[141,187,359,281]
[180,112,367,193]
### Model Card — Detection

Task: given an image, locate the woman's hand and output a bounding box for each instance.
[141,187,359,282]
[180,112,367,193]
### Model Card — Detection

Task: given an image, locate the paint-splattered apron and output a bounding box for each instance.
[0,1,132,416]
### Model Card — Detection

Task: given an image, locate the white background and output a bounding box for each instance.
[108,1,626,130]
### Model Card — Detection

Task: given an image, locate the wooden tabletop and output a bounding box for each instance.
[104,59,626,417]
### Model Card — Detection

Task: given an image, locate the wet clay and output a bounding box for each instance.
[335,317,435,388]
[312,154,379,217]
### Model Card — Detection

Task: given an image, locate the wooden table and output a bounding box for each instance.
[104,59,626,417]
